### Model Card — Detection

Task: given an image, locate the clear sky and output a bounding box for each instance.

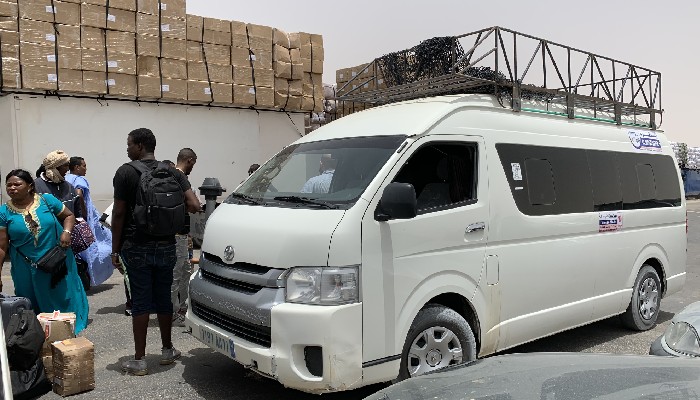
[187,0,699,146]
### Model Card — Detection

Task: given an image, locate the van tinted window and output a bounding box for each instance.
[393,142,478,214]
[497,144,681,215]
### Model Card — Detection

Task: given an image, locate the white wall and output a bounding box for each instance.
[0,94,304,211]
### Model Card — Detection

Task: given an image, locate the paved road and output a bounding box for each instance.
[3,201,699,399]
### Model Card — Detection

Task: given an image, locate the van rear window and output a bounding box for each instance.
[496,144,682,215]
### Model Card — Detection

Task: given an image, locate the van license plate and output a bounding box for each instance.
[199,325,236,359]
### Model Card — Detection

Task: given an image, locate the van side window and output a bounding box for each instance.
[497,143,681,216]
[524,159,555,205]
[393,142,477,214]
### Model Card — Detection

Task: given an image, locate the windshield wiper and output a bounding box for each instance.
[273,196,338,209]
[228,192,262,205]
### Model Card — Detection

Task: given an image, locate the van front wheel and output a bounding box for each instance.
[397,305,476,381]
[621,265,661,331]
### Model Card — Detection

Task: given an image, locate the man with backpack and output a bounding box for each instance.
[110,128,200,376]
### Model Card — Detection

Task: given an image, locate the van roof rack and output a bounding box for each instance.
[335,27,662,129]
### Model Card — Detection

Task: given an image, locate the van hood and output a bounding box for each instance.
[201,203,346,269]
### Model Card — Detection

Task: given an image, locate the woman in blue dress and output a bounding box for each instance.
[65,156,114,287]
[0,169,88,333]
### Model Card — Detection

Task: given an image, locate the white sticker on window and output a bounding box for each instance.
[204,87,211,95]
[45,6,56,13]
[161,24,170,32]
[47,74,57,82]
[108,61,118,68]
[107,14,116,22]
[161,84,170,92]
[248,88,255,94]
[45,34,56,42]
[599,212,622,232]
[46,54,56,62]
[106,79,116,86]
[511,163,523,181]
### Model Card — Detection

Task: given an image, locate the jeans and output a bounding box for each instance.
[171,234,193,313]
[120,241,177,317]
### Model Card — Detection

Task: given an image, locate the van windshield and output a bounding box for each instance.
[229,135,407,208]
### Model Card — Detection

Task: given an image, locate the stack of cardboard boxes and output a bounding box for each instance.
[0,0,324,112]
[136,0,187,100]
[334,61,386,117]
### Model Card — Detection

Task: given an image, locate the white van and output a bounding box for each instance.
[185,94,686,393]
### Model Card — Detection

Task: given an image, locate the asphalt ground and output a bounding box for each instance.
[2,201,699,399]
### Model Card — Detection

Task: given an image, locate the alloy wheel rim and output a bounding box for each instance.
[638,276,659,321]
[407,326,463,376]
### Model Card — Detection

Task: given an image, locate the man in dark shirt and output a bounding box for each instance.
[111,128,200,376]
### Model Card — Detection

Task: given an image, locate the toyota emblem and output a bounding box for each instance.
[224,246,235,262]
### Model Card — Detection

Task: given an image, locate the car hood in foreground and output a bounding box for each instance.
[365,352,700,400]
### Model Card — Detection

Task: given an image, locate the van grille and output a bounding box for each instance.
[200,270,263,294]
[203,253,271,275]
[191,301,271,347]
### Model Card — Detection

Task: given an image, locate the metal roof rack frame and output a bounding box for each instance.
[335,27,662,129]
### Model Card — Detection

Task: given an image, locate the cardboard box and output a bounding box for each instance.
[203,17,230,33]
[20,42,81,70]
[233,84,255,106]
[160,57,186,79]
[336,68,349,83]
[136,12,158,36]
[272,28,289,48]
[187,80,232,103]
[246,23,272,51]
[83,0,136,11]
[107,52,136,75]
[255,68,274,88]
[136,34,158,56]
[249,48,272,69]
[82,47,105,72]
[106,72,137,96]
[160,16,186,40]
[0,1,18,18]
[19,20,80,48]
[288,32,301,49]
[256,86,274,108]
[137,0,185,19]
[203,29,231,46]
[289,79,302,96]
[185,14,202,41]
[275,91,301,110]
[301,43,324,60]
[273,44,290,63]
[42,355,54,382]
[82,70,107,93]
[160,77,187,100]
[137,74,160,98]
[231,46,250,67]
[58,68,82,92]
[107,30,136,53]
[188,61,232,84]
[0,30,19,54]
[1,58,20,88]
[301,95,315,111]
[233,65,253,86]
[231,20,248,48]
[81,4,136,32]
[186,41,229,64]
[274,61,291,80]
[37,312,76,356]
[310,33,323,48]
[19,1,80,25]
[136,55,158,76]
[52,337,95,397]
[161,37,186,60]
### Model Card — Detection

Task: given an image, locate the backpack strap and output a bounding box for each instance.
[127,160,151,176]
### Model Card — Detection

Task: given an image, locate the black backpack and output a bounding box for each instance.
[129,160,186,236]
[5,309,45,371]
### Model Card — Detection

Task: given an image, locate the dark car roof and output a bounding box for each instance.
[365,352,700,400]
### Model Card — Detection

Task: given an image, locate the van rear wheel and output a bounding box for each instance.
[397,305,476,381]
[621,265,661,331]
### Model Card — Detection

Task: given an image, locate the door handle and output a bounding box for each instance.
[466,222,486,233]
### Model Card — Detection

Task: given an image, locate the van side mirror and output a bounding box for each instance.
[375,182,418,222]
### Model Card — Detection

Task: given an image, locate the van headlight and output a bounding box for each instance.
[665,322,700,356]
[284,266,359,305]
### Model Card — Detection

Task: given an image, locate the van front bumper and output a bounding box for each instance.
[186,301,363,393]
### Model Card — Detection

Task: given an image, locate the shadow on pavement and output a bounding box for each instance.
[105,354,179,377]
[95,304,127,315]
[87,283,117,296]
[179,347,387,400]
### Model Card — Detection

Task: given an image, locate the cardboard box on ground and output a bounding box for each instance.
[52,337,96,397]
